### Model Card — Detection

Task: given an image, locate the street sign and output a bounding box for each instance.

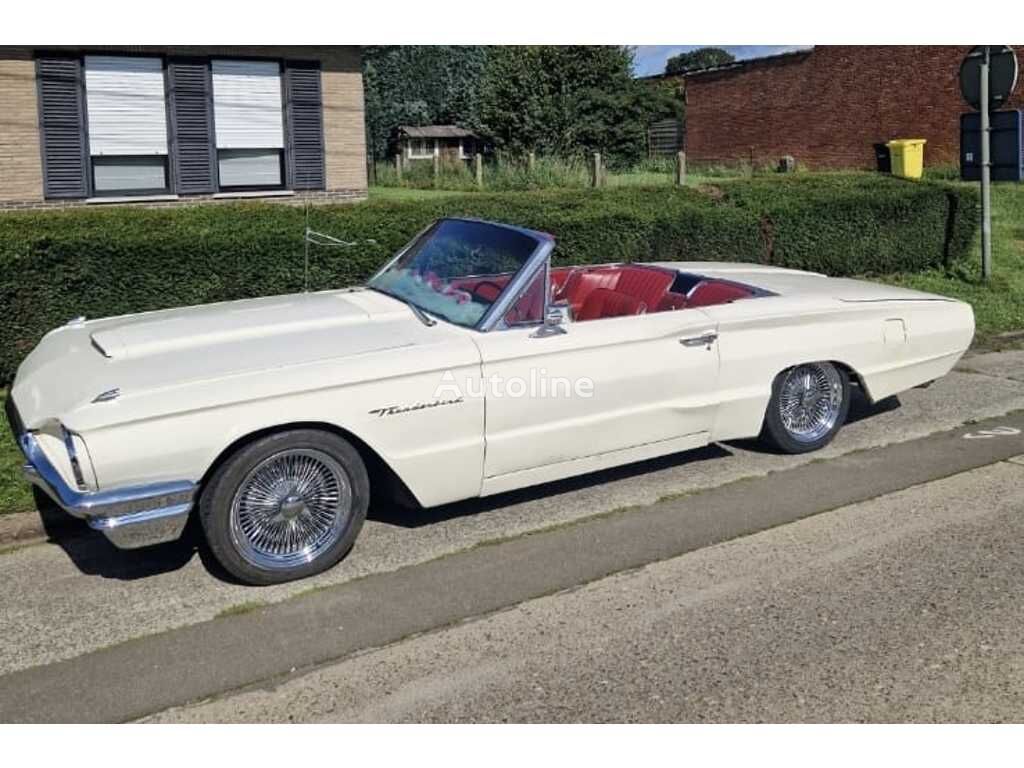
[961,110,1023,182]
[961,46,1020,281]
[960,46,1018,110]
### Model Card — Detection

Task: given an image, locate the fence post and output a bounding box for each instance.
[432,153,440,181]
[528,150,536,173]
[591,152,602,188]
[474,153,483,188]
[394,153,402,182]
[675,151,686,187]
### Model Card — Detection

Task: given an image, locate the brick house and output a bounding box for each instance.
[647,46,1024,169]
[0,46,367,210]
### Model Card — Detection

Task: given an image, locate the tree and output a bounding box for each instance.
[362,46,489,160]
[478,46,675,166]
[362,46,681,166]
[664,47,735,76]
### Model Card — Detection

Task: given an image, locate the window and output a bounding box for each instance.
[92,156,168,192]
[39,52,328,199]
[84,55,169,194]
[408,138,436,159]
[368,219,541,329]
[459,139,474,160]
[212,59,284,188]
[503,266,546,326]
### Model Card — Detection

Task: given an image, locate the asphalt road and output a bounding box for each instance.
[1,350,1024,720]
[147,460,1024,723]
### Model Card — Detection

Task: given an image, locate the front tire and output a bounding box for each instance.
[760,362,850,454]
[200,429,369,585]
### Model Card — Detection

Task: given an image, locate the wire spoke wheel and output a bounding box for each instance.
[229,448,353,571]
[777,363,844,444]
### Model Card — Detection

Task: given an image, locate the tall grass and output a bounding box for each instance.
[376,155,625,192]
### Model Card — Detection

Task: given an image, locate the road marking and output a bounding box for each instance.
[963,426,1022,439]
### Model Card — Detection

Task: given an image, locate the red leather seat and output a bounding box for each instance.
[655,293,688,312]
[558,268,621,315]
[687,280,752,307]
[614,267,675,309]
[576,288,647,321]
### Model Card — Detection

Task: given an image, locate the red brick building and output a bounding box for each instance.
[655,46,1024,169]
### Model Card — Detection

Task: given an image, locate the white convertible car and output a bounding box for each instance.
[7,218,974,584]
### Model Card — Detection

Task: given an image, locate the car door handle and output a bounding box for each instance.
[679,332,718,348]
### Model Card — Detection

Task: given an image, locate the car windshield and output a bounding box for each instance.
[367,219,541,328]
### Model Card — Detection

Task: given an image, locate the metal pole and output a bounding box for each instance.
[981,46,993,280]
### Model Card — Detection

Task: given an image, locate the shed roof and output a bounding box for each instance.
[397,125,478,139]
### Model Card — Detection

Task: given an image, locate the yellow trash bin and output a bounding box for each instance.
[887,139,927,180]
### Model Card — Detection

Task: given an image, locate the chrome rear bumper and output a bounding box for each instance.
[18,430,195,549]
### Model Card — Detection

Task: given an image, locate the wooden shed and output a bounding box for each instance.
[394,125,480,163]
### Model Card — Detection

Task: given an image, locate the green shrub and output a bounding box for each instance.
[712,174,979,275]
[0,177,977,384]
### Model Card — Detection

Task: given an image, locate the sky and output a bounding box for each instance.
[632,45,809,77]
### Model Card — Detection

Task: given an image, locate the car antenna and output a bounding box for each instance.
[302,200,377,293]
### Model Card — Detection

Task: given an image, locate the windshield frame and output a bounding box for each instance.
[366,217,555,333]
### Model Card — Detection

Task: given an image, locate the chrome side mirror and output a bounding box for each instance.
[532,301,570,338]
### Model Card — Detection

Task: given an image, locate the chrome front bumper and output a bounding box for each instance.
[16,429,196,549]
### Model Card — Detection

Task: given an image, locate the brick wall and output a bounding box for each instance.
[682,46,1024,169]
[0,45,367,206]
[0,47,44,202]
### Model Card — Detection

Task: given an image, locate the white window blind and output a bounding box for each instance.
[212,60,284,149]
[84,56,168,156]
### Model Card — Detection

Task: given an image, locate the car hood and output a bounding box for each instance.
[10,288,442,430]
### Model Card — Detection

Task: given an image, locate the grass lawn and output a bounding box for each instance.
[367,186,472,202]
[0,391,34,517]
[881,181,1024,344]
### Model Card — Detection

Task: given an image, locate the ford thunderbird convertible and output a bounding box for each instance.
[6,218,974,584]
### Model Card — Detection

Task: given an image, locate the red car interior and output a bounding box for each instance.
[686,280,755,308]
[553,264,755,321]
[576,288,647,321]
[444,264,756,324]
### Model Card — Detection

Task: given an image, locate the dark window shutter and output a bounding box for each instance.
[285,62,326,190]
[36,56,88,199]
[168,59,216,194]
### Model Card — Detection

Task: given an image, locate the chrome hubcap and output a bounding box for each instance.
[778,363,843,443]
[229,448,352,570]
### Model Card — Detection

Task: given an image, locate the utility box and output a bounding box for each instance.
[961,109,1024,182]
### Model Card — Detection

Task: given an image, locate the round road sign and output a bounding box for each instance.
[960,46,1018,110]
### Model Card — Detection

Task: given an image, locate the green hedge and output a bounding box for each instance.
[714,175,979,275]
[0,176,977,384]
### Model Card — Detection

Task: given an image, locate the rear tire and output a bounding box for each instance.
[760,362,850,454]
[200,429,369,585]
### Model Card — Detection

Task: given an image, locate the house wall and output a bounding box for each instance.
[0,47,44,203]
[681,46,1024,169]
[0,45,367,208]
